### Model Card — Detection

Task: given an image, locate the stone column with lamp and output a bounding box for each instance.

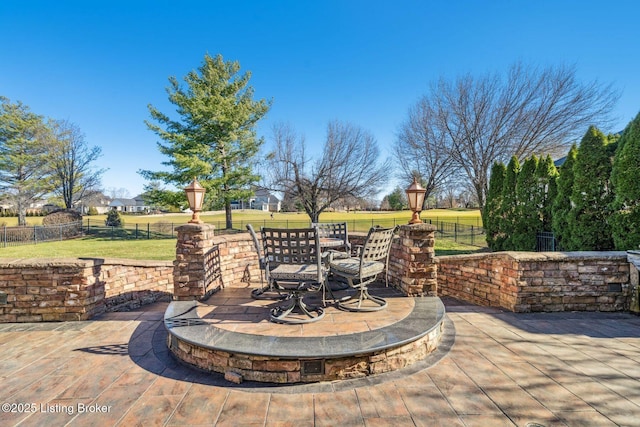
[388,177,438,296]
[173,178,217,300]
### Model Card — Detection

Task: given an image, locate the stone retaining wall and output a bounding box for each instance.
[437,251,630,312]
[168,322,443,383]
[0,258,173,322]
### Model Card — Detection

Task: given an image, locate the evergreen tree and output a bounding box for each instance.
[537,155,559,232]
[567,126,615,250]
[552,145,577,249]
[484,161,506,251]
[0,97,54,226]
[499,156,520,250]
[140,54,271,229]
[610,112,640,249]
[105,209,124,227]
[512,156,539,250]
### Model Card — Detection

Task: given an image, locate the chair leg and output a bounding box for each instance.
[270,291,325,324]
[251,280,287,300]
[337,278,387,312]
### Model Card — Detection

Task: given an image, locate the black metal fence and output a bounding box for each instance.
[0,221,83,247]
[84,220,177,240]
[426,219,487,248]
[536,231,557,252]
[0,218,489,248]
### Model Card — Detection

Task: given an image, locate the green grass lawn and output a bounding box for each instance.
[0,209,483,260]
[1,208,482,229]
[0,234,481,261]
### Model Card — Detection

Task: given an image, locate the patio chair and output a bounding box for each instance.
[329,226,397,312]
[262,227,328,324]
[247,224,285,300]
[312,222,352,259]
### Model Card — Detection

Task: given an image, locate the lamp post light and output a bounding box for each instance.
[184,178,206,224]
[406,177,427,224]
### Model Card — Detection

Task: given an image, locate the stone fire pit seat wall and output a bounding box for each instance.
[0,258,173,322]
[437,251,631,313]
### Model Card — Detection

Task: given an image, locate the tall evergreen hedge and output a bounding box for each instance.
[552,145,577,249]
[500,156,520,250]
[610,112,640,250]
[484,161,506,251]
[567,126,615,250]
[538,155,558,232]
[512,156,539,250]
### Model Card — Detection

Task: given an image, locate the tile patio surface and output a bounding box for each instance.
[1,296,639,426]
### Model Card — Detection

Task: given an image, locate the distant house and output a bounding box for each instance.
[77,193,112,214]
[230,189,281,212]
[109,194,150,213]
[251,189,281,212]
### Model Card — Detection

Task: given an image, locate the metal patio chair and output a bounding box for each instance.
[312,222,352,259]
[329,226,397,312]
[262,227,328,324]
[247,224,286,300]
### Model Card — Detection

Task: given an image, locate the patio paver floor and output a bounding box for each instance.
[1,297,639,426]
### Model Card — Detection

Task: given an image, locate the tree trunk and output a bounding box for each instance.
[225,201,233,229]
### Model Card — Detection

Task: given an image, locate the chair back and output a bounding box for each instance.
[312,222,351,252]
[360,226,396,264]
[261,227,322,273]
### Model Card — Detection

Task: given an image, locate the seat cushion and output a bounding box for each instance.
[269,263,323,282]
[330,258,384,278]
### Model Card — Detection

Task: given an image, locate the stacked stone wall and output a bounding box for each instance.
[437,251,630,312]
[0,258,173,322]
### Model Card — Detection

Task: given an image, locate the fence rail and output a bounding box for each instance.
[0,218,488,248]
[1,221,84,247]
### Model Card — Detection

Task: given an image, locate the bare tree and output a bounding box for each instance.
[49,119,104,209]
[394,96,459,203]
[266,121,390,222]
[398,63,619,208]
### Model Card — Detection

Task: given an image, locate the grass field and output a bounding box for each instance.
[1,208,483,229]
[0,235,481,260]
[0,209,483,260]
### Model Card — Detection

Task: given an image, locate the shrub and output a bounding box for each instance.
[105,209,124,227]
[610,111,640,250]
[42,209,82,226]
[87,206,99,216]
[499,156,520,250]
[567,126,615,250]
[484,161,506,251]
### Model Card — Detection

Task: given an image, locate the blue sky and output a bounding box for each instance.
[1,1,638,199]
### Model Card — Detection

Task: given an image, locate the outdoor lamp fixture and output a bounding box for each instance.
[406,177,427,224]
[184,178,206,224]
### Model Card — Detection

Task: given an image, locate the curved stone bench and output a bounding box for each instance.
[165,296,445,383]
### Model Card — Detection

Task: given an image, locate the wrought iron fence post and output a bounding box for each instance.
[147,223,150,239]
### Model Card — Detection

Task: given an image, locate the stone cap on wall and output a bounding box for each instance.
[436,250,629,263]
[0,257,173,268]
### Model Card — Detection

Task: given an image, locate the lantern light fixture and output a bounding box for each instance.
[405,177,427,224]
[184,178,206,224]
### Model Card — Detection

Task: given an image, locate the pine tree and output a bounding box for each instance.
[567,126,615,250]
[512,156,539,250]
[484,161,506,251]
[141,54,271,229]
[500,156,520,250]
[552,145,577,249]
[610,112,640,249]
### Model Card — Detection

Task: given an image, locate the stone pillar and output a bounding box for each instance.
[173,223,216,300]
[389,223,437,296]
